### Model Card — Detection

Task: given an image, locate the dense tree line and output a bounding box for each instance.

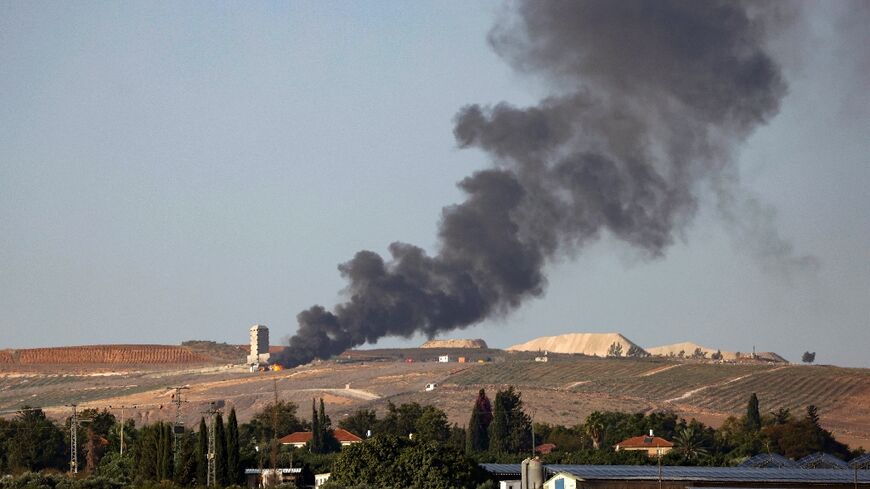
[0,390,863,489]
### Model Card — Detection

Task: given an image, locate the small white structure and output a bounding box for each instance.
[425,382,438,391]
[314,473,330,488]
[500,481,522,489]
[543,471,580,489]
[247,324,271,366]
[438,355,449,363]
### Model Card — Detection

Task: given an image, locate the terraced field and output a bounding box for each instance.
[12,345,212,364]
[447,357,664,388]
[579,363,769,400]
[694,365,870,412]
[442,357,870,448]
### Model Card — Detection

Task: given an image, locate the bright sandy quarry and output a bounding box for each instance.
[507,333,642,356]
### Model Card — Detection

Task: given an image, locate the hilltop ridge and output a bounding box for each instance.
[507,332,644,356]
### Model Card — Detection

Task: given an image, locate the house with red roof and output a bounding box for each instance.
[614,432,673,456]
[278,428,363,448]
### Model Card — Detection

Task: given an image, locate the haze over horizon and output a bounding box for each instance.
[2,2,869,367]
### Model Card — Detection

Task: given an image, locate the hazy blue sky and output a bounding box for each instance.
[2,2,868,367]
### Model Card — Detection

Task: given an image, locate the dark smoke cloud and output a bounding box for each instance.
[275,0,799,367]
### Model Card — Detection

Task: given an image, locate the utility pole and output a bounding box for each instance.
[657,447,663,489]
[67,404,92,476]
[109,404,132,456]
[169,386,190,464]
[202,402,222,487]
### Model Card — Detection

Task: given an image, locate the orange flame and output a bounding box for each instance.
[270,364,284,371]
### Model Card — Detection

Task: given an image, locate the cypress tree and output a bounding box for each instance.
[466,389,492,453]
[311,398,321,453]
[487,387,531,453]
[488,390,510,453]
[318,398,340,453]
[227,408,241,485]
[175,431,197,485]
[196,417,208,485]
[136,424,158,481]
[214,413,228,486]
[745,393,761,432]
[161,423,174,480]
[155,424,166,479]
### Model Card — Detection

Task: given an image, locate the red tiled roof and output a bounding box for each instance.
[278,431,312,444]
[615,435,674,448]
[535,443,557,454]
[278,428,363,445]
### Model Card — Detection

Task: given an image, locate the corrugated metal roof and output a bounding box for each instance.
[480,464,870,483]
[798,452,849,469]
[851,454,870,469]
[739,453,800,468]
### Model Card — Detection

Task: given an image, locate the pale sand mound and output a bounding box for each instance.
[420,339,488,349]
[506,333,643,357]
[647,342,737,360]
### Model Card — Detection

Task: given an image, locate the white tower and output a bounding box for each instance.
[247,324,270,365]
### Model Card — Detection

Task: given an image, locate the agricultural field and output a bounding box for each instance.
[0,348,867,450]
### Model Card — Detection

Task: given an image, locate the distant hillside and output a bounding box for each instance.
[647,342,738,360]
[507,333,645,357]
[420,339,488,349]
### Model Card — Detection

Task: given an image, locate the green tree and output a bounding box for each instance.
[174,430,197,485]
[159,422,173,480]
[4,407,66,473]
[745,393,761,432]
[627,345,648,358]
[226,408,241,485]
[214,413,228,486]
[338,409,377,438]
[330,435,480,489]
[196,417,208,485]
[802,351,816,364]
[311,398,340,454]
[607,342,623,357]
[488,387,532,454]
[98,451,135,482]
[416,405,450,443]
[466,389,492,453]
[249,400,305,441]
[584,412,606,450]
[770,407,792,425]
[711,350,723,361]
[135,423,170,481]
[672,425,709,462]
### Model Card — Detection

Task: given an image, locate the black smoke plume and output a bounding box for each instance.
[275,0,794,367]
